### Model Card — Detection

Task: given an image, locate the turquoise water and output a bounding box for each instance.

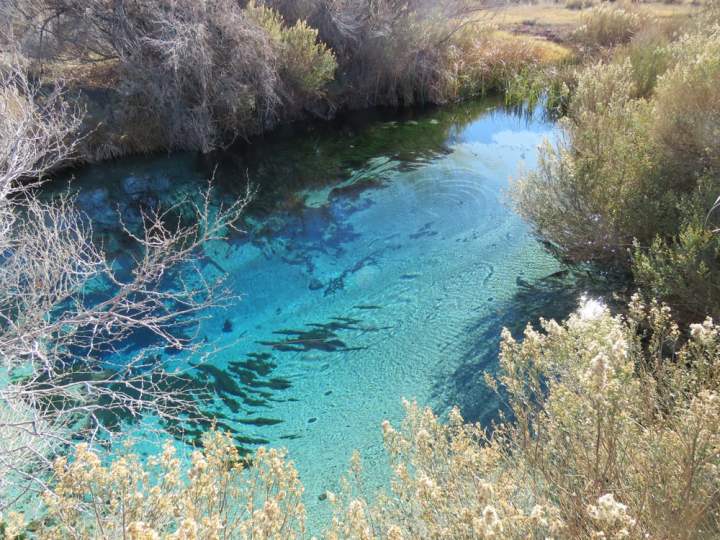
[58,99,569,528]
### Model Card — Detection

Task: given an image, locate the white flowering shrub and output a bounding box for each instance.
[23,431,306,540]
[326,401,564,540]
[5,299,720,539]
[329,296,720,539]
[496,294,720,538]
[586,493,636,539]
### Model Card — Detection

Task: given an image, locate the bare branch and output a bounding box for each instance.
[0,63,251,510]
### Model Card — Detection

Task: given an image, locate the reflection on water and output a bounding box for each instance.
[53,98,580,528]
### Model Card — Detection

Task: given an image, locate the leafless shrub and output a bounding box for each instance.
[0,64,82,196]
[7,0,336,153]
[266,0,491,106]
[5,0,499,153]
[0,65,250,510]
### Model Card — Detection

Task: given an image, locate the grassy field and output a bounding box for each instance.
[486,0,700,42]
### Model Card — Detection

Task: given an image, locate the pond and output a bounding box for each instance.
[57,98,573,529]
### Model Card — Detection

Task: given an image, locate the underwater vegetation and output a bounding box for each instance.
[258,316,389,352]
[27,307,397,456]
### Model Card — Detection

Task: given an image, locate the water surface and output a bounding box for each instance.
[60,99,569,527]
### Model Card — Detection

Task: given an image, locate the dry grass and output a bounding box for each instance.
[489,30,574,63]
[495,1,698,26]
[488,1,699,43]
[491,3,587,28]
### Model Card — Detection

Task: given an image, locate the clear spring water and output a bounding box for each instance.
[56,98,577,529]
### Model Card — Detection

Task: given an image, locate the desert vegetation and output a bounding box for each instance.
[7,297,720,539]
[326,296,720,539]
[2,0,720,539]
[513,0,720,322]
[2,0,338,156]
[1,0,576,157]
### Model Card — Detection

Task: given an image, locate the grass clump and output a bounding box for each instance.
[574,4,644,49]
[447,29,574,99]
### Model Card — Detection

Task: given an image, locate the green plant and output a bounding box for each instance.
[279,20,336,97]
[450,30,573,100]
[632,178,720,322]
[514,13,720,321]
[246,1,336,101]
[652,25,720,181]
[633,224,720,323]
[617,26,672,97]
[513,59,670,266]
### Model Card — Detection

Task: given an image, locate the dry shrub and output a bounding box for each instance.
[266,0,490,106]
[6,0,504,153]
[8,0,570,154]
[7,0,336,154]
[329,297,720,539]
[565,0,597,10]
[627,26,720,319]
[35,431,306,539]
[0,64,256,512]
[573,4,644,49]
[326,402,563,539]
[115,0,335,153]
[513,7,720,326]
[447,29,573,98]
[652,25,720,180]
[513,59,667,266]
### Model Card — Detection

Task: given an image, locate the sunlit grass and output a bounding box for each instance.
[490,1,699,32]
[489,30,574,63]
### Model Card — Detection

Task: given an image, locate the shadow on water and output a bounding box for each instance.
[101,308,392,455]
[258,314,392,353]
[439,266,630,429]
[49,96,518,245]
[85,349,297,455]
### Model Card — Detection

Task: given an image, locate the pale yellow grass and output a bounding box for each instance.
[489,29,574,62]
[489,1,699,32]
